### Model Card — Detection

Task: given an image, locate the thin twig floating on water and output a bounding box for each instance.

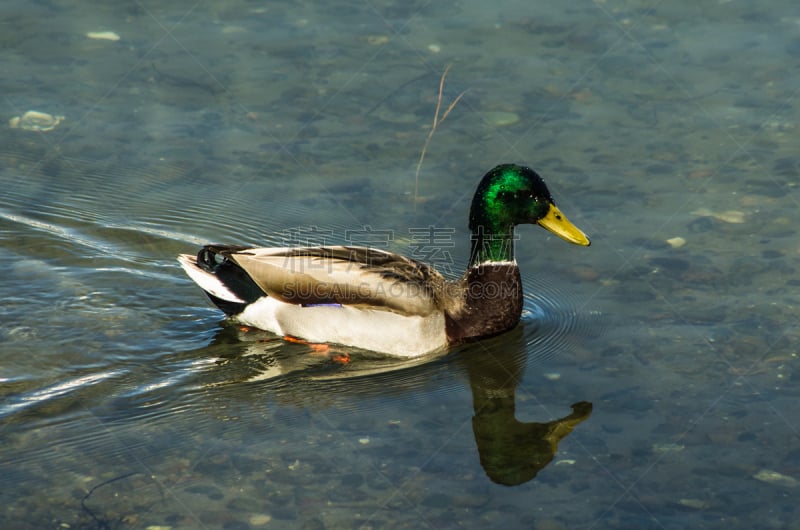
[414,65,466,206]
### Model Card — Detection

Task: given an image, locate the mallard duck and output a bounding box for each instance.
[178,164,590,357]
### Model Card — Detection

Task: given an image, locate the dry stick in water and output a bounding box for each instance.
[414,65,466,206]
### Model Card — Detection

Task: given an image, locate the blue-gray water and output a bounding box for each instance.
[2,1,800,529]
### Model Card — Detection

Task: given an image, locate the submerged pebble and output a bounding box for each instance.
[691,207,746,224]
[484,111,520,127]
[753,469,798,487]
[666,236,686,248]
[367,35,389,45]
[652,443,685,453]
[249,514,272,526]
[86,30,121,41]
[9,110,65,132]
[678,498,710,509]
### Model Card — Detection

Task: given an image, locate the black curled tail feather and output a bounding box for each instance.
[196,245,265,315]
[197,244,252,273]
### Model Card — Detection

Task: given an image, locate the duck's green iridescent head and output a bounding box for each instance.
[469,164,590,265]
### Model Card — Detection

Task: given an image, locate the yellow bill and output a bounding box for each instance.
[537,204,591,246]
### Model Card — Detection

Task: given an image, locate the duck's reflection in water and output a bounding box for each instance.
[460,339,591,485]
[192,323,592,486]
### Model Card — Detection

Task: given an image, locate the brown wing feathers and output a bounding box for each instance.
[200,245,445,316]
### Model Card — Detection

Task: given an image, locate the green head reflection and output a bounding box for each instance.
[459,330,593,486]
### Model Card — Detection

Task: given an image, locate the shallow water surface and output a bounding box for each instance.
[2,0,800,529]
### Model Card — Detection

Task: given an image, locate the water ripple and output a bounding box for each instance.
[0,369,125,420]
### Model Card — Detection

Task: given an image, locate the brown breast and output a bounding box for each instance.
[444,263,523,344]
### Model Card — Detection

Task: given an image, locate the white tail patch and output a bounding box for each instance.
[177,254,245,303]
